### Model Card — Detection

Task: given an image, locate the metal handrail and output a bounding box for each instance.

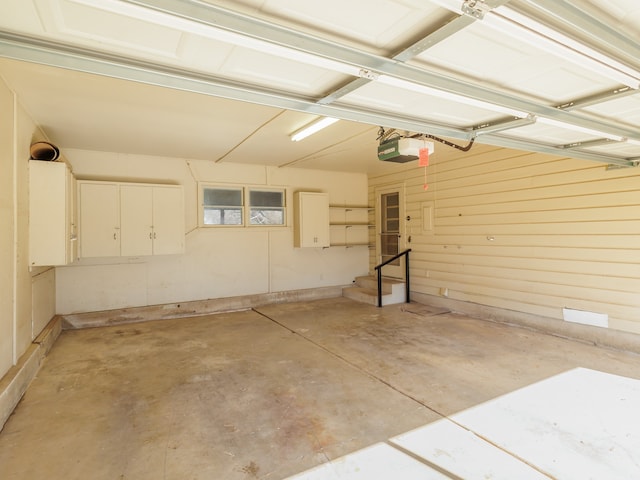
[373,248,411,307]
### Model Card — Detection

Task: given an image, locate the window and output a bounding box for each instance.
[249,189,285,225]
[202,187,243,225]
[201,185,285,226]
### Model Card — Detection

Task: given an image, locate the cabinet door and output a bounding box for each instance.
[79,182,120,257]
[29,161,69,266]
[294,192,330,247]
[120,185,153,256]
[152,186,184,255]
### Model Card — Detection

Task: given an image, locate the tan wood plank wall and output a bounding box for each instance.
[369,145,640,335]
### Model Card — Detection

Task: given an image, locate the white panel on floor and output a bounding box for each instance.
[391,419,548,480]
[285,442,449,480]
[452,368,640,480]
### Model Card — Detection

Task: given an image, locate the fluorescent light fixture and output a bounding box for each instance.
[377,75,529,118]
[484,7,640,89]
[536,117,624,141]
[290,117,339,142]
[72,0,361,76]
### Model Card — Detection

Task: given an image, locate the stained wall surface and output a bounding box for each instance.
[55,149,370,314]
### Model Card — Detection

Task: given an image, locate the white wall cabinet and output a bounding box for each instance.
[79,181,184,258]
[79,182,120,258]
[120,184,152,256]
[151,186,185,255]
[293,192,330,248]
[29,160,77,266]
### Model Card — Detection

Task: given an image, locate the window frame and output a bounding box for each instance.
[200,185,244,227]
[199,183,286,228]
[247,187,286,226]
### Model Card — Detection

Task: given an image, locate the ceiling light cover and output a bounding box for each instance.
[290,117,339,142]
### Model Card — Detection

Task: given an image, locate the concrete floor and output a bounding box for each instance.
[1,297,639,479]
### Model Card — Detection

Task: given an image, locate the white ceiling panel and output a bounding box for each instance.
[583,96,640,127]
[497,123,605,146]
[340,81,507,127]
[258,0,444,54]
[35,0,184,58]
[176,34,234,73]
[508,66,615,104]
[412,24,540,81]
[582,0,640,39]
[413,22,619,103]
[582,142,640,157]
[219,48,348,96]
[0,0,43,34]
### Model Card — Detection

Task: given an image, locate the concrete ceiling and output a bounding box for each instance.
[0,0,639,173]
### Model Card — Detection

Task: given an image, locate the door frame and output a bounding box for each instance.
[375,183,406,278]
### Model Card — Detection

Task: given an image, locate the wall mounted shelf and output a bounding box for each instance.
[329,205,374,247]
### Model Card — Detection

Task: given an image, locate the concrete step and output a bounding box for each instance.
[353,275,405,294]
[342,286,379,306]
[343,275,407,306]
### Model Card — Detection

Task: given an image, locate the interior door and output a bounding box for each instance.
[376,184,405,278]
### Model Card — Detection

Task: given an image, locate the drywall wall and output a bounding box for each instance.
[369,143,640,335]
[55,150,369,314]
[0,77,15,378]
[0,77,58,381]
[14,103,35,358]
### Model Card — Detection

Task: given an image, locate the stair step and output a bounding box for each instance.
[354,275,404,294]
[342,286,379,306]
[343,275,407,306]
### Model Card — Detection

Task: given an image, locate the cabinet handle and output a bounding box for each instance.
[153,232,157,240]
[113,233,117,240]
[149,232,153,239]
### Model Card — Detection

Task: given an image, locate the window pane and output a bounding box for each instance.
[249,190,283,207]
[250,208,284,225]
[203,188,242,207]
[204,207,242,225]
[248,189,285,225]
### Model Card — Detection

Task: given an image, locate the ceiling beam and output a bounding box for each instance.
[391,13,478,62]
[472,116,536,135]
[554,86,638,111]
[480,133,637,167]
[557,138,619,150]
[320,13,478,104]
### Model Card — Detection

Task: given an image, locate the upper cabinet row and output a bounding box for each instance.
[29,161,185,266]
[78,181,184,258]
